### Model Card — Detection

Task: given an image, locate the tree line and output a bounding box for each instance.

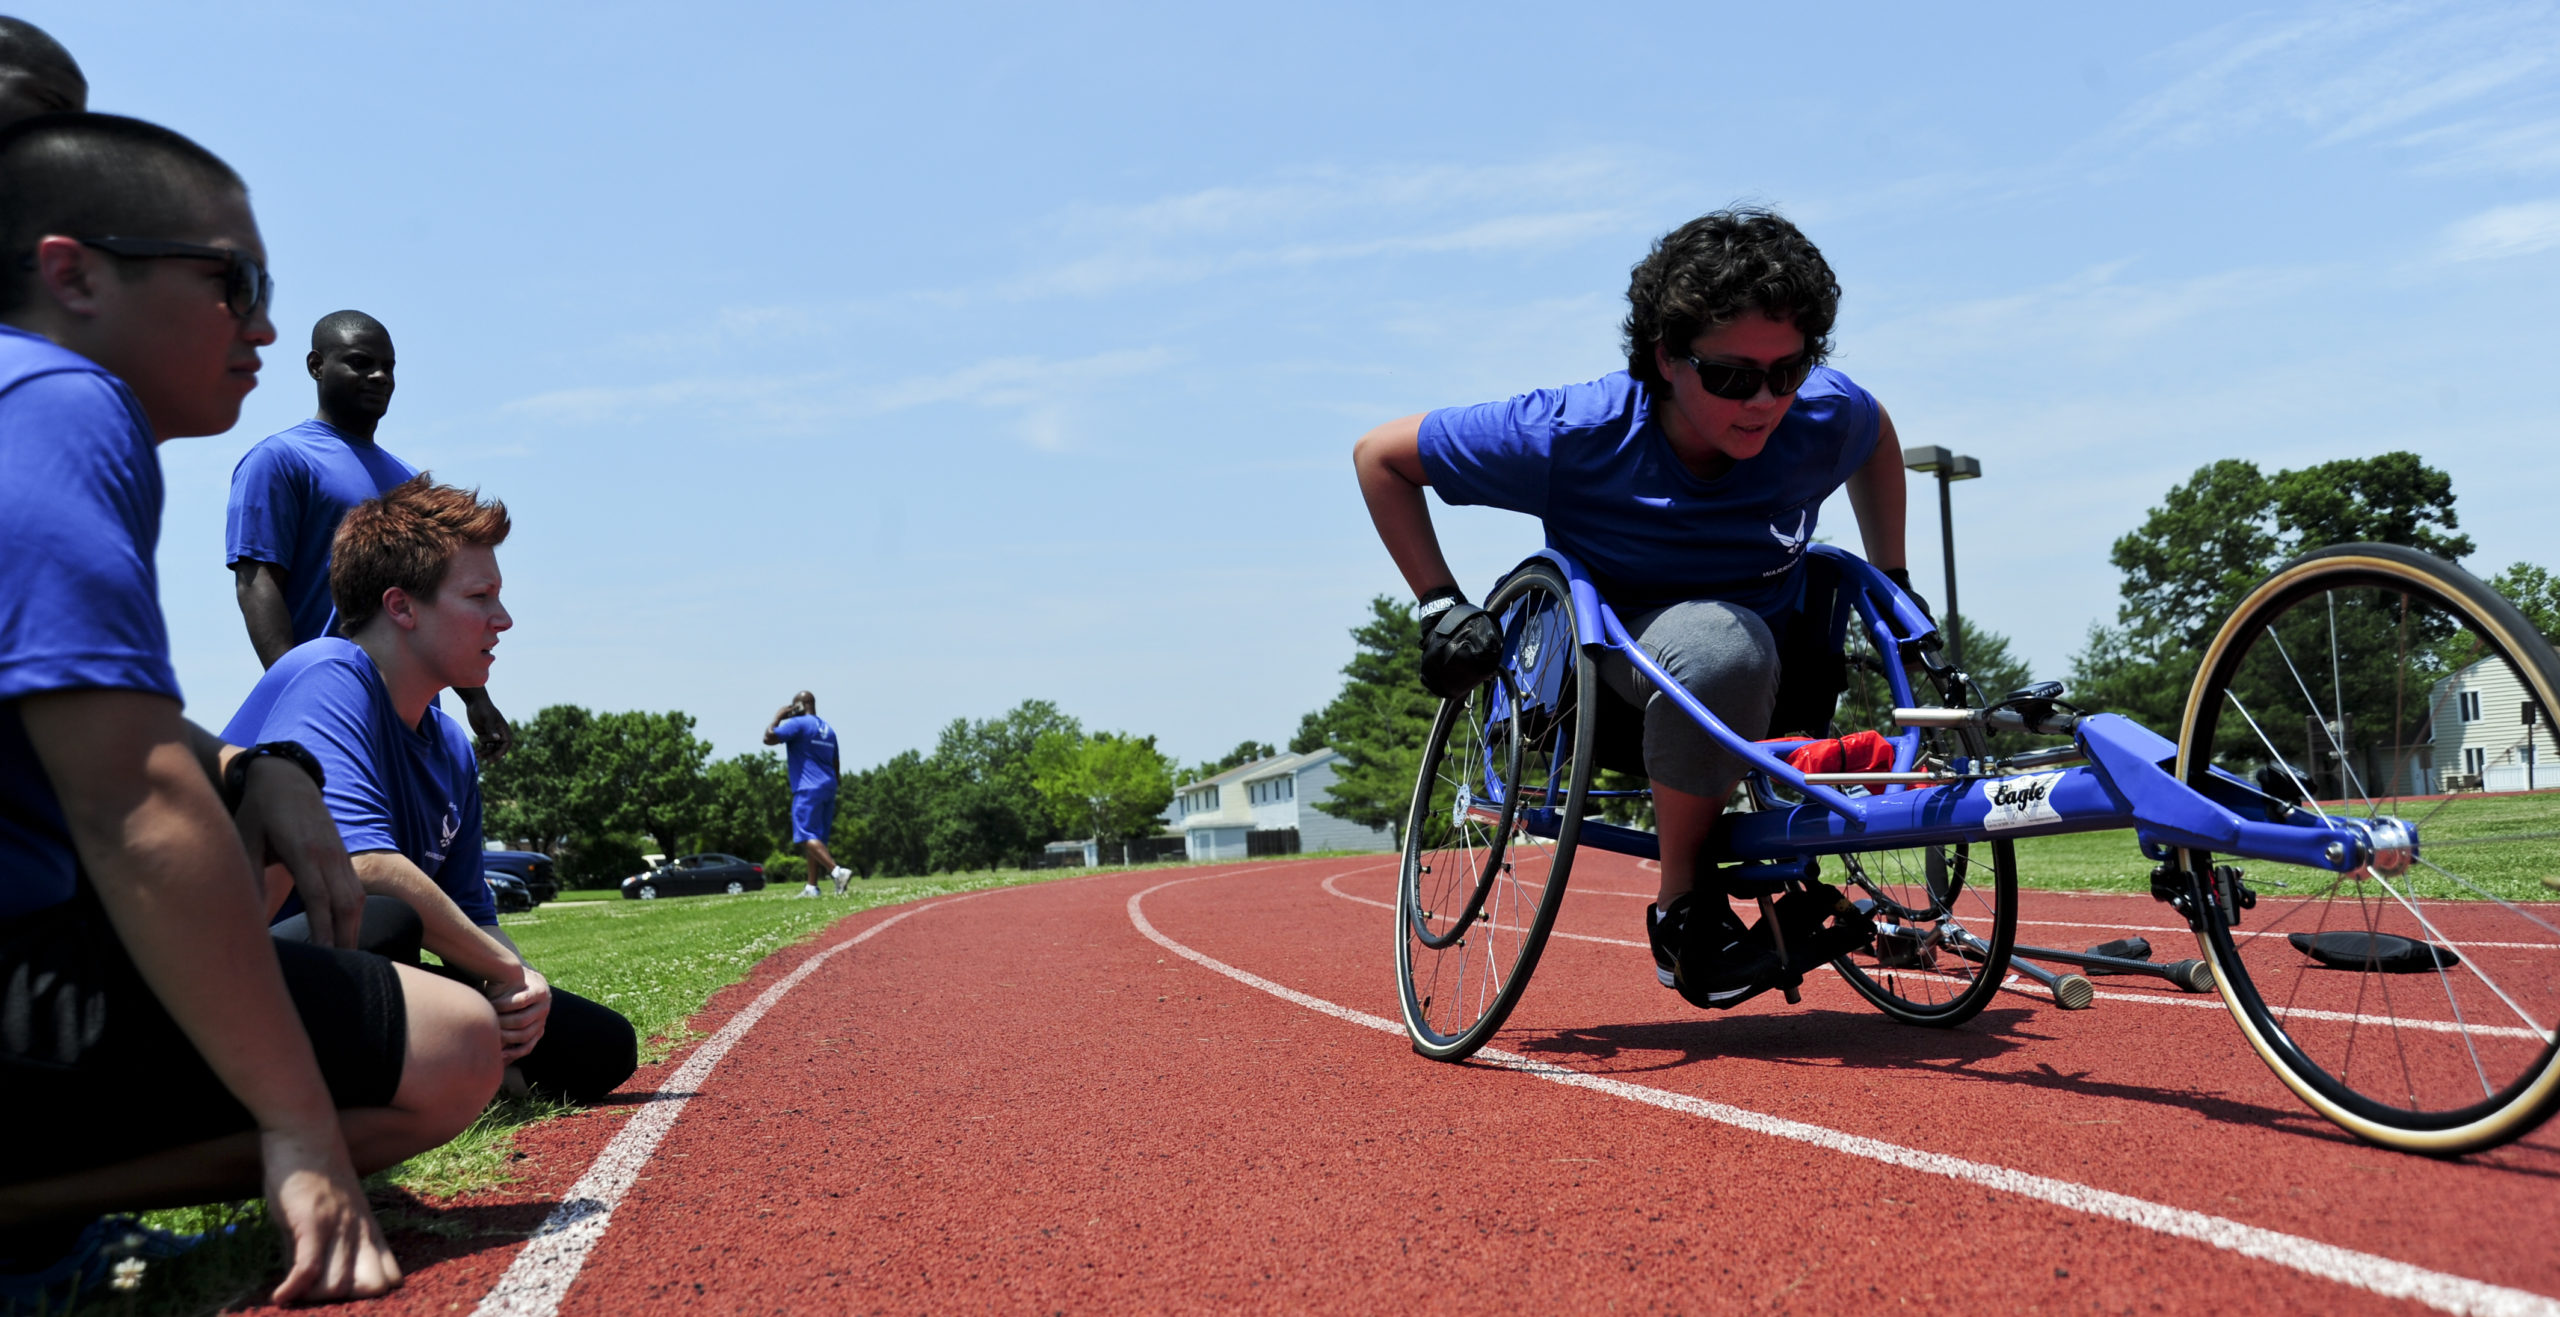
[483,700,1179,888]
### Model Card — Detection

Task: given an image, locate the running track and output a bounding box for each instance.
[265,855,2560,1315]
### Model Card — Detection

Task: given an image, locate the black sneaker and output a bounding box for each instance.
[1647,892,1785,1009]
[1747,882,1877,972]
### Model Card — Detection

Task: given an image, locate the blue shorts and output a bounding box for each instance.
[791,786,837,845]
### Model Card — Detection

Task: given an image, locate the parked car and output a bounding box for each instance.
[620,852,767,900]
[483,850,559,904]
[486,871,534,914]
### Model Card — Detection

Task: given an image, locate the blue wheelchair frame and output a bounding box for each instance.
[1483,544,2411,889]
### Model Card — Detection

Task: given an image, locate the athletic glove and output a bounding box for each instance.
[1416,587,1504,699]
[1882,567,1934,623]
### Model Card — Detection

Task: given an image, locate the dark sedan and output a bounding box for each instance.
[483,850,560,904]
[486,871,534,914]
[620,852,767,900]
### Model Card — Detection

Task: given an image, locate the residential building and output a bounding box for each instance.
[1172,749,1396,860]
[2393,656,2559,794]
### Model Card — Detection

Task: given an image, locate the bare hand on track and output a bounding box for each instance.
[260,1125,402,1304]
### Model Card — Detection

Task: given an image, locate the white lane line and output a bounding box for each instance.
[472,892,988,1317]
[1214,872,2560,1317]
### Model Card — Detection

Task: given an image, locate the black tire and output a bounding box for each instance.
[1397,561,1596,1061]
[1823,617,2019,1027]
[1833,838,2019,1026]
[2178,544,2560,1155]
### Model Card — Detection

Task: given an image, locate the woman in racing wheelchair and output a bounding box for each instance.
[1352,207,1922,1010]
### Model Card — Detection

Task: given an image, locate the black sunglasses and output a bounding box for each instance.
[76,236,273,320]
[1680,351,1812,402]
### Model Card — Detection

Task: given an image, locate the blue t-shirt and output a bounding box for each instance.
[225,419,418,644]
[1419,368,1881,615]
[0,327,182,920]
[223,638,492,926]
[773,715,840,796]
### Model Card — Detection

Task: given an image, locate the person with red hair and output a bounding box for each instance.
[226,476,637,1104]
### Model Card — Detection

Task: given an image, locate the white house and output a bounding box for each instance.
[1171,749,1397,861]
[2400,656,2559,794]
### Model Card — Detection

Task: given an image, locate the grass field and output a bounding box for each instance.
[82,865,1114,1315]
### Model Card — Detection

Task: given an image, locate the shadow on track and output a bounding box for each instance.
[1501,1007,2347,1142]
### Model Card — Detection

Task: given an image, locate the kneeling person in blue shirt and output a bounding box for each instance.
[226,476,637,1102]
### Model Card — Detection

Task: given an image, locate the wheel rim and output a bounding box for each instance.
[639,887,655,899]
[2180,549,2560,1145]
[1827,617,2017,1024]
[1399,569,1586,1055]
[728,882,744,894]
[1834,840,2017,1022]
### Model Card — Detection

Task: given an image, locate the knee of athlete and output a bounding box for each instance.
[395,969,502,1135]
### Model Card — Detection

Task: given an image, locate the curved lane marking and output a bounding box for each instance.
[472,890,993,1317]
[1151,869,2560,1317]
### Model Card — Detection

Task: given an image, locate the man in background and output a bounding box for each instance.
[0,17,83,125]
[764,692,851,896]
[228,310,512,758]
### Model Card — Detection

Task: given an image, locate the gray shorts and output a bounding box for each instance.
[1596,599,1780,798]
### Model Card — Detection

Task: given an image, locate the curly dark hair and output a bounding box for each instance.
[1622,208,1840,388]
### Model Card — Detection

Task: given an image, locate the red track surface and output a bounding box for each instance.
[248,855,2560,1315]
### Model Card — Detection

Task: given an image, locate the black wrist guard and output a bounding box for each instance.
[222,740,326,813]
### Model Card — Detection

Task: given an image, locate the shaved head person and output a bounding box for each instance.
[227,310,514,758]
[0,17,83,126]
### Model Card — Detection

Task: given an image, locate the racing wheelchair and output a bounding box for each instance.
[1396,542,2560,1155]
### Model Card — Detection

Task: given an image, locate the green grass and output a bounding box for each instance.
[2005,791,2560,902]
[91,865,1093,1315]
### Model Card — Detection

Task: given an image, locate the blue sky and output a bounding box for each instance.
[44,1,2560,769]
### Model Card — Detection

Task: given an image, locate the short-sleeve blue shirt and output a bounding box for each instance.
[223,638,492,926]
[1418,368,1881,616]
[225,419,417,644]
[773,715,840,796]
[0,327,181,919]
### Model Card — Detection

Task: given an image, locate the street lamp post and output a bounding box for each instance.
[1901,445,1982,667]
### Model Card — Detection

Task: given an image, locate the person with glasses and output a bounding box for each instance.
[0,113,503,1309]
[1350,208,1916,1010]
[227,310,515,761]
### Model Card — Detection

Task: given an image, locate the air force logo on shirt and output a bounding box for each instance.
[428,801,460,866]
[1761,508,1812,576]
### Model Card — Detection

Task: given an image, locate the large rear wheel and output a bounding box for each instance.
[1397,561,1597,1060]
[2178,544,2560,1155]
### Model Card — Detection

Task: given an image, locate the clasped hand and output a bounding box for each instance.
[484,963,552,1062]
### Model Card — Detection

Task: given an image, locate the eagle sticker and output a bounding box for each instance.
[1982,772,2065,832]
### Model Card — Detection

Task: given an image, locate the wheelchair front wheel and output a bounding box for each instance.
[1397,561,1597,1061]
[2178,543,2560,1155]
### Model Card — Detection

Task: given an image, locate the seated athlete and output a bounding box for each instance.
[1352,207,1921,1009]
[224,476,638,1103]
[763,692,850,896]
[0,113,499,1308]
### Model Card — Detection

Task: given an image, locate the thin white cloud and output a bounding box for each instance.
[2096,0,2560,157]
[499,347,1178,447]
[1854,259,2336,367]
[2441,198,2560,260]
